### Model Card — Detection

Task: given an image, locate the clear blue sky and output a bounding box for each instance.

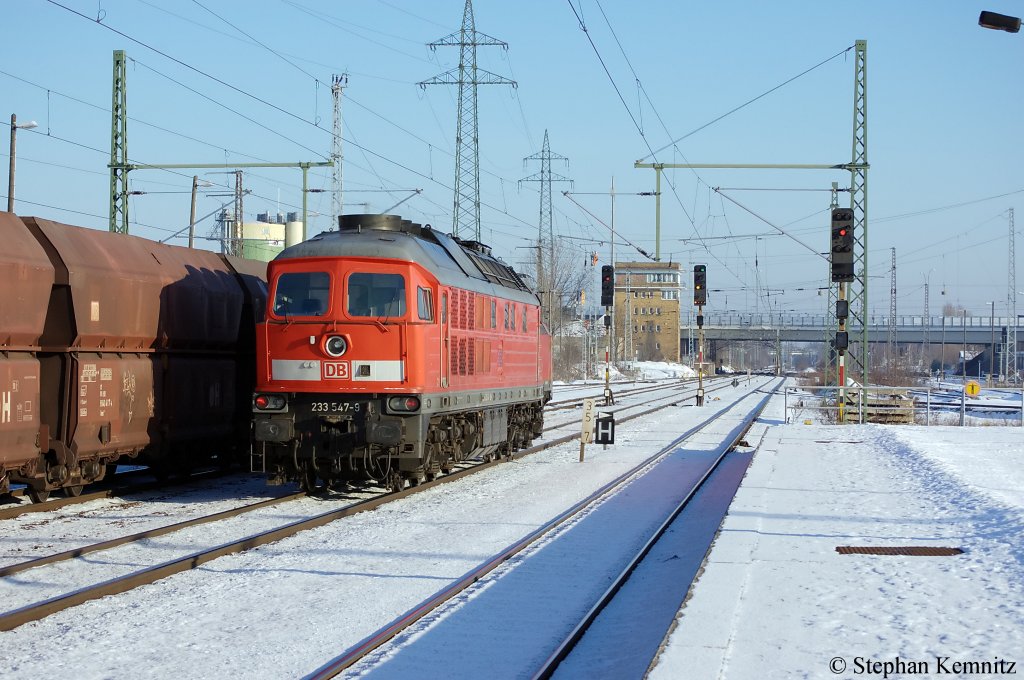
[4,1,1023,319]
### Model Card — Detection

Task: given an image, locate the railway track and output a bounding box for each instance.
[546,377,690,411]
[0,466,233,520]
[0,375,755,633]
[306,379,781,678]
[0,376,725,520]
[542,375,734,432]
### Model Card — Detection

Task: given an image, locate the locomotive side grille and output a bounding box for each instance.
[458,290,467,329]
[450,338,459,376]
[468,291,476,329]
[468,339,476,375]
[458,337,467,375]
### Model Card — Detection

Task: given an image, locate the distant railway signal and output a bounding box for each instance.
[693,264,707,305]
[600,265,615,307]
[830,208,855,283]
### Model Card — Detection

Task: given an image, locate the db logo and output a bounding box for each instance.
[323,361,350,379]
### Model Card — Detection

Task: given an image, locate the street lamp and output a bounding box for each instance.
[8,114,38,213]
[188,176,215,249]
[979,10,1021,32]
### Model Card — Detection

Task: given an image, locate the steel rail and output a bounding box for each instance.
[0,377,752,633]
[0,467,232,520]
[0,376,718,526]
[305,378,778,679]
[546,378,692,411]
[0,378,716,519]
[0,491,304,578]
[532,379,782,679]
[0,378,723,585]
[542,376,734,433]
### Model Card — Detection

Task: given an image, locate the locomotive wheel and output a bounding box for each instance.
[28,488,50,504]
[64,484,85,498]
[299,464,318,493]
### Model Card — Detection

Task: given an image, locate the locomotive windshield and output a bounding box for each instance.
[347,272,406,318]
[273,271,330,316]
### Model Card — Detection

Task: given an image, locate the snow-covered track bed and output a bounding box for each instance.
[312,379,781,678]
[546,379,687,411]
[0,467,234,519]
[541,375,736,433]
[0,379,766,635]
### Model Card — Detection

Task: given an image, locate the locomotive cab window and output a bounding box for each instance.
[273,271,330,317]
[348,272,406,318]
[417,287,434,321]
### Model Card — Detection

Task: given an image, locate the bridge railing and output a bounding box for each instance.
[694,313,1020,329]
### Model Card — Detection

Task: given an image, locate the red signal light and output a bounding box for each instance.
[255,395,270,409]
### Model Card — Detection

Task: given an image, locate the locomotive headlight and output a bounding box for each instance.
[323,335,348,357]
[253,394,287,411]
[387,396,421,412]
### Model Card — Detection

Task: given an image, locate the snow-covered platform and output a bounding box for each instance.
[653,421,1024,679]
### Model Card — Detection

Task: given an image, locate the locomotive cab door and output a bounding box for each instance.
[440,291,449,388]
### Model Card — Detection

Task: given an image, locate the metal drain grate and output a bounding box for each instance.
[836,546,963,556]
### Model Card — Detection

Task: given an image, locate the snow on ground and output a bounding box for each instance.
[0,382,763,679]
[627,360,697,381]
[552,361,698,385]
[652,410,1024,679]
[3,379,1024,679]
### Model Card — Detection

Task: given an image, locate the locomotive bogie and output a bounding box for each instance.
[256,391,547,489]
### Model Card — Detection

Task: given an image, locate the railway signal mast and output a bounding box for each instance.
[831,208,855,420]
[694,264,707,406]
[601,265,615,405]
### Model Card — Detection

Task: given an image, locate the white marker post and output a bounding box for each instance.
[580,398,596,462]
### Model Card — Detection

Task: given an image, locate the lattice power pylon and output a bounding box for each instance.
[419,0,515,240]
[331,74,348,224]
[520,130,571,288]
[109,49,129,234]
[846,40,870,389]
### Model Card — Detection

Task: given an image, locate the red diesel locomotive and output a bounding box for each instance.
[252,214,553,491]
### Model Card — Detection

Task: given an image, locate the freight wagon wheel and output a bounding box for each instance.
[27,488,50,504]
[299,463,318,493]
[64,485,85,498]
